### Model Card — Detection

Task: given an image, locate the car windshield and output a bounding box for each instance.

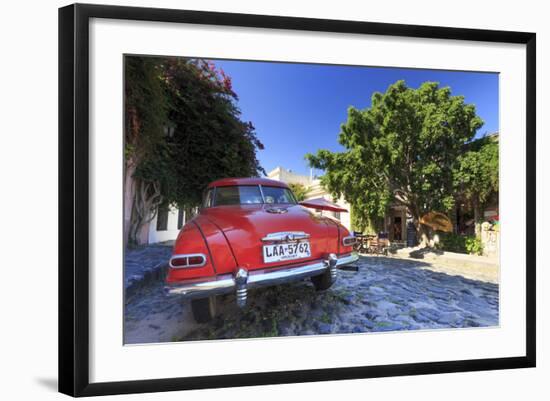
[210,185,296,206]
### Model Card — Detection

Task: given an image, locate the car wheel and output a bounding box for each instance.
[311,270,334,291]
[191,296,217,323]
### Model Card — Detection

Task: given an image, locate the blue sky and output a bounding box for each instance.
[212,59,499,177]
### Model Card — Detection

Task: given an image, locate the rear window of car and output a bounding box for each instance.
[206,185,297,206]
[214,186,263,206]
[262,186,296,204]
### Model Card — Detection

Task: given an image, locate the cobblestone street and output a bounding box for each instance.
[124,249,499,344]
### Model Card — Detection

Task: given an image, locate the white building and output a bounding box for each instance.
[147,206,194,244]
[267,166,352,231]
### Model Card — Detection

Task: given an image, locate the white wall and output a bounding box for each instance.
[0,0,547,400]
[148,206,182,244]
[268,167,313,186]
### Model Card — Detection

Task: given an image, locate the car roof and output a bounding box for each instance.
[207,177,289,189]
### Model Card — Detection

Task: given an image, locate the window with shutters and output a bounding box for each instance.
[156,205,169,231]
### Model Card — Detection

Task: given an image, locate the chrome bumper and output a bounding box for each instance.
[164,252,359,306]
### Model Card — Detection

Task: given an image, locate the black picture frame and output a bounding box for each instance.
[59,3,536,397]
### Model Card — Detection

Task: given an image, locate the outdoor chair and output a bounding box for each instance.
[367,235,390,255]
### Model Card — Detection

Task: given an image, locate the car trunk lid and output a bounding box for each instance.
[202,204,332,271]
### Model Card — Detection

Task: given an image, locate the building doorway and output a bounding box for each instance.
[393,216,402,241]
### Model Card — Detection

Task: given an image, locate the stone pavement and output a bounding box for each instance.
[124,250,499,344]
[124,244,172,297]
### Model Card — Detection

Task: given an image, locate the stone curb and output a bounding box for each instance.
[125,261,168,299]
[391,248,498,269]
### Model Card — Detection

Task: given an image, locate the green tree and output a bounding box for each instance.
[306,80,483,242]
[124,57,168,246]
[163,58,264,208]
[125,57,264,245]
[350,205,383,234]
[453,136,499,236]
[288,183,309,202]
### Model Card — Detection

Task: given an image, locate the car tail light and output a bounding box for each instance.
[169,253,207,268]
[342,235,357,246]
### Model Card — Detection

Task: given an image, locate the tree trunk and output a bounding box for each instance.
[409,206,429,247]
[450,205,458,234]
[129,179,163,246]
[473,199,483,238]
[136,219,151,245]
[123,160,136,249]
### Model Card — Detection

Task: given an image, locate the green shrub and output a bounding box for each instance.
[465,236,483,255]
[437,233,483,255]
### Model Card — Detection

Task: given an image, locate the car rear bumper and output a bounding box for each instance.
[164,252,359,305]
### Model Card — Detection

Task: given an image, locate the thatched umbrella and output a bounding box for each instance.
[420,211,453,233]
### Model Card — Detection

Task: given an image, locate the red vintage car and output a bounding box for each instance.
[165,177,358,322]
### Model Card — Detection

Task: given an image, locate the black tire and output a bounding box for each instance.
[191,296,217,323]
[311,270,335,291]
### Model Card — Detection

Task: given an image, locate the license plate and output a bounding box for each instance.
[263,241,311,263]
